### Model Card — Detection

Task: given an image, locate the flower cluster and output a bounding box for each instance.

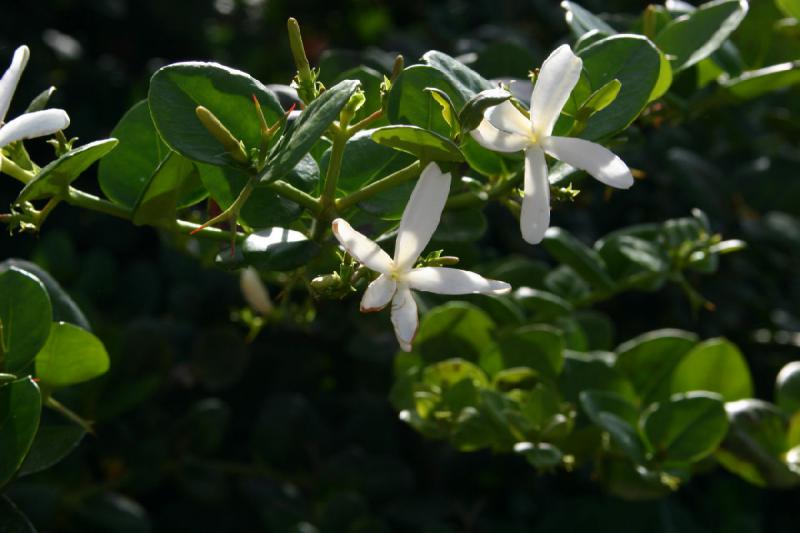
[0,46,70,149]
[333,45,634,351]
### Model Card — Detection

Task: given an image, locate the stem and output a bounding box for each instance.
[35,196,62,228]
[347,109,384,135]
[46,396,95,435]
[266,179,321,214]
[335,160,422,212]
[0,154,35,184]
[321,129,347,211]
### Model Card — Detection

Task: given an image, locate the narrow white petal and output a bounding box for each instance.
[406,267,511,295]
[0,45,30,124]
[470,119,530,153]
[331,218,393,274]
[393,162,451,272]
[240,267,272,316]
[390,285,418,352]
[520,146,551,244]
[531,44,582,138]
[485,100,531,137]
[360,274,396,312]
[0,109,70,148]
[544,136,634,189]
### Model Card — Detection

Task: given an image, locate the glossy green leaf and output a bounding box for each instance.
[513,287,574,318]
[577,34,662,140]
[514,441,564,469]
[641,392,728,462]
[19,424,85,476]
[561,1,616,36]
[597,234,668,289]
[655,0,749,72]
[0,259,90,332]
[777,0,800,19]
[387,65,465,137]
[480,325,565,379]
[98,100,206,208]
[371,125,463,162]
[720,61,800,99]
[17,139,118,202]
[458,88,512,132]
[149,61,283,167]
[598,411,645,462]
[261,79,360,183]
[431,208,487,242]
[242,228,320,271]
[575,79,621,122]
[132,151,203,226]
[0,377,41,487]
[671,338,753,401]
[422,50,494,101]
[413,302,496,363]
[776,361,800,414]
[35,322,110,388]
[323,129,413,192]
[615,329,698,404]
[0,267,52,373]
[422,358,489,389]
[650,50,674,101]
[0,496,35,533]
[542,227,615,290]
[716,399,800,488]
[580,389,639,426]
[561,351,636,403]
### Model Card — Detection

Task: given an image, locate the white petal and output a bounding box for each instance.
[0,109,70,148]
[470,119,530,153]
[390,286,418,352]
[531,44,582,138]
[485,100,531,137]
[0,45,30,124]
[360,274,396,312]
[406,267,511,295]
[520,146,551,244]
[543,136,634,189]
[331,218,393,274]
[393,162,451,272]
[240,267,272,316]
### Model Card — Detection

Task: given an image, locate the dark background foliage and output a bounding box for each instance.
[2,0,799,530]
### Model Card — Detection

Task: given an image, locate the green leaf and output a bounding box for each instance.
[514,441,564,469]
[513,287,574,318]
[149,61,283,167]
[16,139,119,203]
[19,424,85,476]
[414,302,496,363]
[480,325,565,379]
[671,338,753,401]
[655,0,749,72]
[777,0,800,19]
[0,259,90,332]
[641,392,729,462]
[577,34,662,140]
[371,125,463,162]
[542,227,615,290]
[325,129,413,192]
[0,267,52,373]
[597,234,668,288]
[598,411,646,462]
[131,151,203,226]
[421,50,494,101]
[561,351,636,403]
[575,79,621,122]
[98,100,206,208]
[431,208,487,242]
[422,358,489,390]
[580,389,639,426]
[716,399,800,488]
[387,65,465,137]
[261,79,360,183]
[242,228,320,271]
[720,61,800,99]
[458,88,512,132]
[561,1,616,36]
[615,329,698,404]
[25,86,56,113]
[0,496,36,533]
[35,322,110,388]
[776,361,800,414]
[0,377,41,487]
[649,50,674,101]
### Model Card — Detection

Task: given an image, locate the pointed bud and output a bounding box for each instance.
[339,89,366,127]
[195,106,248,164]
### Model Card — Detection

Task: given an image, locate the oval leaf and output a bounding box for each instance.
[0,377,42,487]
[242,228,320,271]
[0,267,52,373]
[35,322,110,388]
[371,125,464,162]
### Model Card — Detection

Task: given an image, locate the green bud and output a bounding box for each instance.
[287,18,318,104]
[340,90,366,126]
[195,106,249,164]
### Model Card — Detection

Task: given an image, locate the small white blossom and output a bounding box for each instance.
[240,266,273,316]
[471,44,634,244]
[0,45,70,149]
[332,162,511,352]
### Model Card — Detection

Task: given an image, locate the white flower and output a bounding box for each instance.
[332,162,511,352]
[240,266,273,316]
[0,45,70,149]
[471,44,634,244]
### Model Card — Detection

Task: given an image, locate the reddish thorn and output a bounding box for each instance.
[190,220,214,235]
[252,94,259,105]
[32,377,40,383]
[287,103,297,114]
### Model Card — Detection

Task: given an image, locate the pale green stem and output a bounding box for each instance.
[335,160,422,212]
